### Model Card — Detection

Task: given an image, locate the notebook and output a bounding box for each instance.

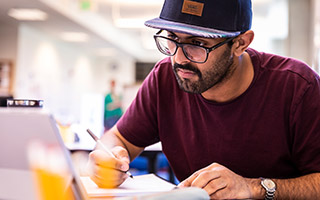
[81,173,177,198]
[81,174,210,200]
[0,108,87,200]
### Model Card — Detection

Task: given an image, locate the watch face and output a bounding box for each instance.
[263,179,276,189]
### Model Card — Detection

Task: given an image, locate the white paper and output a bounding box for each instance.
[81,174,177,197]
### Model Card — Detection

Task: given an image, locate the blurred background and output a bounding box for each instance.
[0,0,320,182]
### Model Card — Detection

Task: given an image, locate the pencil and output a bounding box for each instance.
[86,129,133,178]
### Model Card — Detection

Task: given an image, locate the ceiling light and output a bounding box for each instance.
[60,32,89,42]
[8,8,48,21]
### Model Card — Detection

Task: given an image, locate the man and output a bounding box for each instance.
[88,0,320,199]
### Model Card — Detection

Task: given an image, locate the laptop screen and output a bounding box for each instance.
[0,108,87,200]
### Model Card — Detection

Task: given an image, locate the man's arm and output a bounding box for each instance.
[100,125,144,161]
[246,172,320,199]
[179,162,320,199]
[271,173,320,199]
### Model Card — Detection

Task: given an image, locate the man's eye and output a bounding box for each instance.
[167,34,178,40]
[192,40,206,46]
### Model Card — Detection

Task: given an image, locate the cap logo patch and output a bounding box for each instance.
[181,0,204,17]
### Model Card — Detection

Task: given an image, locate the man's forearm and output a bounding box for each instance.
[100,126,127,150]
[274,173,320,199]
[248,173,320,199]
[100,125,144,161]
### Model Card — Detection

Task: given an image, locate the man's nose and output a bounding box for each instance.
[174,46,190,65]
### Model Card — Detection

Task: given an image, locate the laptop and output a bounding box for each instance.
[0,108,87,200]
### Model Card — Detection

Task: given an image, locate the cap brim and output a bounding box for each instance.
[145,18,241,38]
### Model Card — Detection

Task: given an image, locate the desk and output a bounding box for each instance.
[139,143,175,183]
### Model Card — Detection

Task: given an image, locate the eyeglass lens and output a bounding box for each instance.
[156,37,207,62]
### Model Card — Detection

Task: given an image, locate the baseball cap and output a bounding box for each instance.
[145,0,252,38]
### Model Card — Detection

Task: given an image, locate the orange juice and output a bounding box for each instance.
[32,168,74,200]
[28,141,75,200]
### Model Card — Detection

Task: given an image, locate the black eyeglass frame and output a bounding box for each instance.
[153,34,236,63]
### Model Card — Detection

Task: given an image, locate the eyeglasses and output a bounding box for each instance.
[154,34,236,63]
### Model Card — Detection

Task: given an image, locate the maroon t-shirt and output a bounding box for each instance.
[117,48,320,181]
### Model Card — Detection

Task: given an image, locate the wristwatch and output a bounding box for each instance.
[261,178,276,200]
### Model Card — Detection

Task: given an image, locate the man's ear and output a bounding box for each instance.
[233,30,254,56]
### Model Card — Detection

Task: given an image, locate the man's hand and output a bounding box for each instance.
[178,162,254,199]
[87,146,130,188]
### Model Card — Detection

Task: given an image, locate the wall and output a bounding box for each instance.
[312,0,320,72]
[0,21,17,61]
[287,0,313,66]
[0,21,18,95]
[14,24,135,129]
[251,0,288,56]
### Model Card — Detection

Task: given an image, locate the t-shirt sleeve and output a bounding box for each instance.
[116,65,160,147]
[291,74,320,174]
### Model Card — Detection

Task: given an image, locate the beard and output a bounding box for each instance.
[172,47,235,94]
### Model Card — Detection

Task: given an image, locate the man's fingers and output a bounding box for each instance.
[180,163,252,199]
[202,177,227,197]
[89,149,128,172]
[90,170,123,188]
[177,180,188,187]
[88,155,128,188]
[89,149,109,161]
[178,170,201,187]
[191,170,221,188]
[112,146,130,163]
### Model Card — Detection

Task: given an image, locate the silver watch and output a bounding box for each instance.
[261,178,276,200]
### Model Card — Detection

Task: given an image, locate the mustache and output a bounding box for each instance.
[173,63,201,76]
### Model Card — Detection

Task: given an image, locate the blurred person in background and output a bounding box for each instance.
[103,80,123,131]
